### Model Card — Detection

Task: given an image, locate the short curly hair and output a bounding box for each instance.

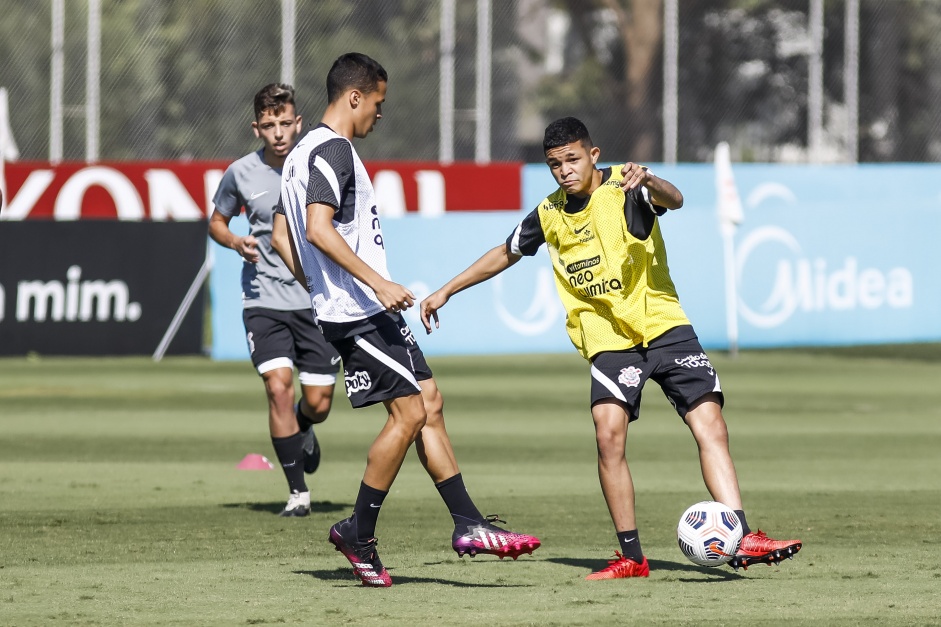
[543,117,593,153]
[253,83,295,120]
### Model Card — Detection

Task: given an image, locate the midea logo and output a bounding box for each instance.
[735,226,913,329]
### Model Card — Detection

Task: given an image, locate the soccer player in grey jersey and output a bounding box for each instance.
[209,83,340,518]
[272,53,540,587]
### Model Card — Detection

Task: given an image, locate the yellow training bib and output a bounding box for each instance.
[537,166,690,359]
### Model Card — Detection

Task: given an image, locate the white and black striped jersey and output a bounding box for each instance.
[279,123,395,341]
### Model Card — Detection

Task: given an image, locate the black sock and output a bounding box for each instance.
[734,510,752,535]
[435,473,484,526]
[271,433,307,494]
[295,401,313,432]
[352,482,388,543]
[617,529,644,562]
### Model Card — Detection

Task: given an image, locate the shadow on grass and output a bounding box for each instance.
[547,557,742,581]
[295,569,531,588]
[220,500,350,515]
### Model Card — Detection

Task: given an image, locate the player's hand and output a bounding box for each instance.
[420,290,450,334]
[373,279,415,314]
[620,162,651,192]
[236,235,260,263]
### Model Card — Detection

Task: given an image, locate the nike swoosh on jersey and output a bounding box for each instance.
[574,224,590,234]
[250,190,269,200]
[331,356,341,365]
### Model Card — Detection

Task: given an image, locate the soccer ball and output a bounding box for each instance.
[676,501,743,567]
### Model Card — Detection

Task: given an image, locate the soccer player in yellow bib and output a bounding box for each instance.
[420,117,802,579]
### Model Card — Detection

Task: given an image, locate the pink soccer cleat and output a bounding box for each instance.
[451,515,541,560]
[328,517,392,587]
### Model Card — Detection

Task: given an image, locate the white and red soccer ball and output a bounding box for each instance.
[677,501,744,567]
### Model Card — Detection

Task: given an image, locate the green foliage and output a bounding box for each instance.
[1,348,941,624]
[3,1,941,162]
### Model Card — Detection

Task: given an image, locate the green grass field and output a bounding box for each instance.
[2,346,941,626]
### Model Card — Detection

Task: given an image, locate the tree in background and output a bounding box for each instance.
[1,0,940,163]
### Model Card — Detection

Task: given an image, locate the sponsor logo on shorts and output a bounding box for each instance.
[618,366,642,388]
[565,255,601,274]
[399,323,416,345]
[345,370,372,396]
[675,353,715,375]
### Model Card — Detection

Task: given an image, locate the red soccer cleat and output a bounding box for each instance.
[451,515,541,560]
[729,530,802,570]
[585,552,650,580]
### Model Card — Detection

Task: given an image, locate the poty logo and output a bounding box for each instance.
[1,265,141,323]
[345,370,372,396]
[736,226,914,329]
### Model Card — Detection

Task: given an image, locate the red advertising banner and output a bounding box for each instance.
[0,160,521,220]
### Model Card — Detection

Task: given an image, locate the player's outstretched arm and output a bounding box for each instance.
[620,162,683,210]
[271,212,307,287]
[420,243,521,334]
[208,210,260,263]
[306,202,415,313]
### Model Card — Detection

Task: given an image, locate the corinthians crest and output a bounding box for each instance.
[617,366,642,388]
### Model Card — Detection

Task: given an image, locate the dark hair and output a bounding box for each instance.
[326,52,388,103]
[543,117,593,153]
[253,83,295,119]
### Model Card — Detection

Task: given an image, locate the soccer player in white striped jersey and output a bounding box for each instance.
[272,52,539,587]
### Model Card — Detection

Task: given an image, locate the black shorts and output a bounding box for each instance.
[589,336,724,422]
[331,317,432,409]
[243,308,340,385]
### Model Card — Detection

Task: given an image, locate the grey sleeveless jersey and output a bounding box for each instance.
[212,149,310,311]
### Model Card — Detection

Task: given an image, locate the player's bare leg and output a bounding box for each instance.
[262,367,309,516]
[361,393,426,489]
[413,378,459,482]
[591,400,637,531]
[685,392,802,569]
[299,382,334,426]
[263,367,300,438]
[586,400,649,579]
[683,393,742,510]
[330,394,425,587]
